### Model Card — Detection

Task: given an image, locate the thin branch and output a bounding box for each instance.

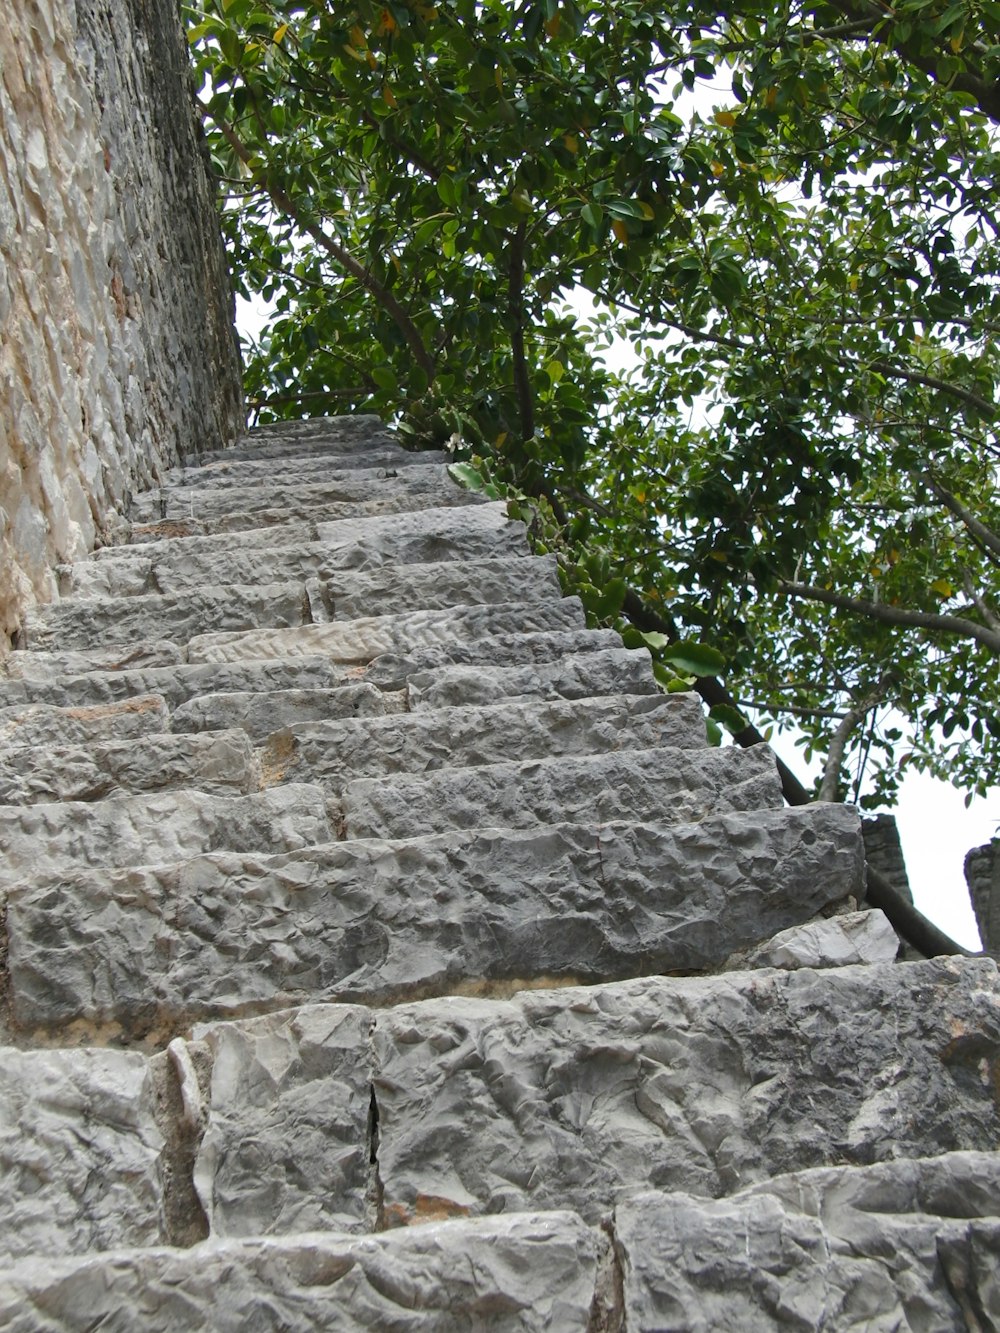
[508,222,535,442]
[872,361,997,417]
[818,687,886,802]
[925,472,1000,564]
[959,566,1000,633]
[777,579,1000,653]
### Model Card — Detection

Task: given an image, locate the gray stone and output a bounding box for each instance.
[615,1152,1000,1331]
[325,555,560,620]
[6,804,864,1036]
[23,581,312,651]
[729,908,900,971]
[100,517,315,562]
[0,782,331,888]
[4,640,184,682]
[407,647,659,709]
[966,839,999,955]
[0,695,171,748]
[313,501,526,568]
[171,684,403,739]
[0,1048,166,1258]
[362,628,627,689]
[0,729,258,804]
[187,598,586,666]
[0,1212,599,1332]
[371,957,1000,1226]
[0,656,349,712]
[262,694,708,792]
[863,813,914,905]
[341,744,781,840]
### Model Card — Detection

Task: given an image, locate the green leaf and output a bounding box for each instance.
[662,642,725,678]
[447,462,486,493]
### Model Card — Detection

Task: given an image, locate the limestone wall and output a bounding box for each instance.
[0,0,243,642]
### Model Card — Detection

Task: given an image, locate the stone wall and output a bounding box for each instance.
[0,0,243,643]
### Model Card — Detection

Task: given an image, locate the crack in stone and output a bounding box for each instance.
[366,1017,385,1232]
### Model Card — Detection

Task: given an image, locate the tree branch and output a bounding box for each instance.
[817,686,886,802]
[508,222,535,443]
[925,473,1000,565]
[777,579,1000,653]
[872,361,997,417]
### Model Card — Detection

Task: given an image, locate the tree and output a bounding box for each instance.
[184,0,1000,813]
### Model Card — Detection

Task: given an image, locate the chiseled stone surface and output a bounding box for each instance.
[5,805,862,1035]
[728,908,900,972]
[340,743,780,839]
[406,647,659,709]
[361,628,626,689]
[0,695,171,747]
[186,598,586,666]
[0,1047,166,1258]
[4,640,185,682]
[0,1213,600,1332]
[615,1152,1000,1331]
[0,729,258,805]
[23,581,312,651]
[264,694,708,791]
[0,782,331,887]
[372,958,1000,1226]
[171,683,402,739]
[326,554,560,620]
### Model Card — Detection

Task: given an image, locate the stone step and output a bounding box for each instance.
[0,782,332,889]
[128,464,475,524]
[191,416,441,466]
[339,744,781,840]
[0,695,172,747]
[179,956,999,1238]
[0,729,258,805]
[110,516,314,554]
[0,1213,599,1329]
[23,582,313,652]
[61,503,526,598]
[406,647,659,709]
[0,1046,174,1260]
[0,655,353,710]
[162,448,441,494]
[259,694,708,791]
[6,804,863,1037]
[171,685,406,740]
[186,597,587,666]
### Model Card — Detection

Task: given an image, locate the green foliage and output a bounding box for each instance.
[186,0,1000,807]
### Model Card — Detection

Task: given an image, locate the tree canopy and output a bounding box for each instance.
[185,0,1000,811]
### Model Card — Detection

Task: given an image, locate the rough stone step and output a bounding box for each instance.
[615,1152,1000,1330]
[61,504,526,598]
[171,685,406,740]
[128,464,475,524]
[406,647,659,709]
[259,694,708,792]
[181,956,1000,1237]
[0,729,259,805]
[191,416,440,466]
[0,1046,174,1260]
[109,516,314,554]
[0,782,332,889]
[0,695,171,748]
[0,655,352,710]
[28,557,562,651]
[186,597,587,666]
[23,582,314,652]
[0,1213,599,1329]
[6,804,863,1038]
[340,744,781,841]
[361,628,628,690]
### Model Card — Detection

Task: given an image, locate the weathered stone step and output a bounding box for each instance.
[0,1046,174,1260]
[6,804,863,1037]
[0,695,171,747]
[340,744,781,840]
[111,516,313,554]
[0,729,258,805]
[406,647,659,709]
[259,694,707,792]
[0,1213,599,1329]
[0,654,354,710]
[163,447,446,495]
[616,1152,1000,1330]
[61,503,526,598]
[186,597,587,666]
[128,464,474,524]
[192,415,440,467]
[23,582,313,652]
[361,628,628,689]
[0,782,331,889]
[181,956,999,1237]
[172,685,406,740]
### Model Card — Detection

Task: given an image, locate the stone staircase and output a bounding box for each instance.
[0,415,997,1329]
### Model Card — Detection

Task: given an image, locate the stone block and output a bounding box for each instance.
[186,598,586,666]
[728,908,901,971]
[406,647,659,709]
[313,501,526,568]
[0,695,170,747]
[0,1213,599,1331]
[0,729,258,804]
[340,744,779,839]
[326,555,560,620]
[171,683,401,739]
[4,640,184,682]
[262,694,708,792]
[0,1047,166,1258]
[0,782,331,887]
[615,1152,1000,1331]
[362,628,626,690]
[6,805,864,1036]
